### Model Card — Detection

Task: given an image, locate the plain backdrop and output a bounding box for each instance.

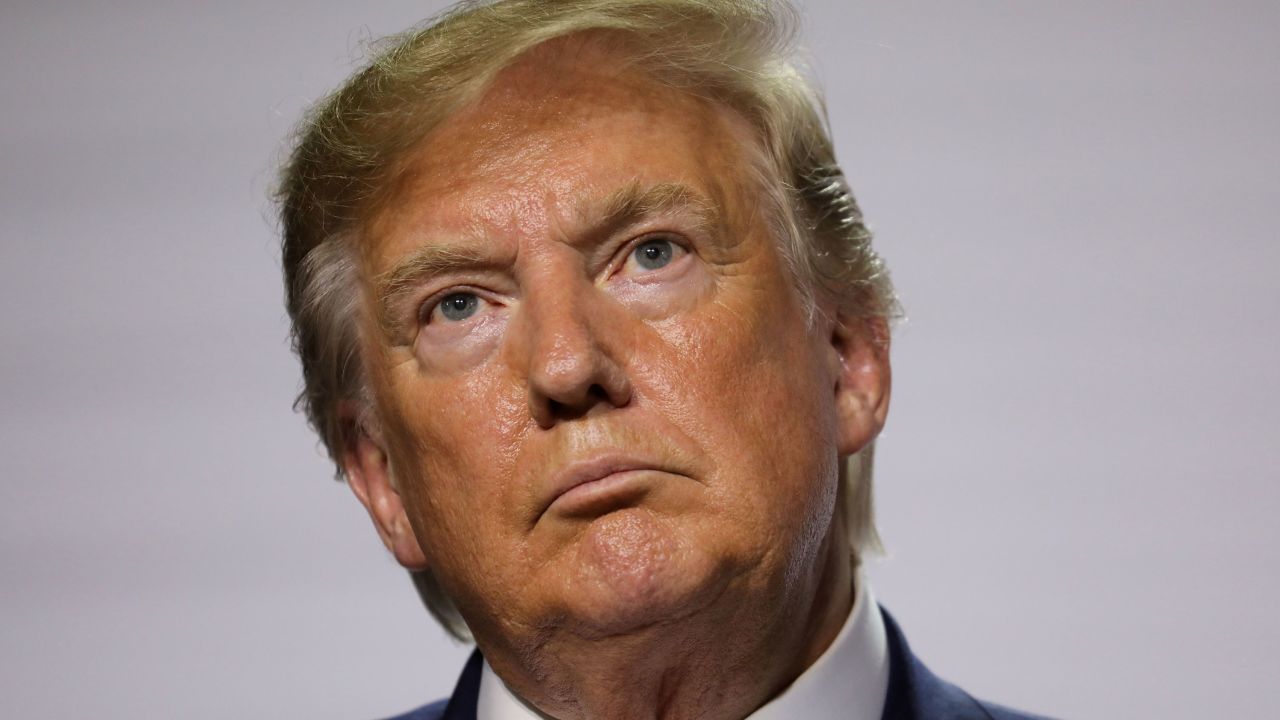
[2,1,1277,718]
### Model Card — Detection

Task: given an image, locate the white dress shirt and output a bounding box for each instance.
[476,571,890,720]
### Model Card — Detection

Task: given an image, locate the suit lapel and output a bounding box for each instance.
[879,608,994,720]
[440,650,483,720]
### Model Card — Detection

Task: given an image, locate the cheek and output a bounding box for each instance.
[657,257,833,429]
[646,282,840,519]
[413,310,509,373]
[381,360,528,542]
[609,252,710,320]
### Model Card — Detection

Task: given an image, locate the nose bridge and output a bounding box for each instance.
[515,253,630,424]
[527,268,597,374]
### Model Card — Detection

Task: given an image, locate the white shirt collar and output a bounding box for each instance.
[476,571,889,720]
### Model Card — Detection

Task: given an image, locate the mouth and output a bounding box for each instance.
[541,456,668,521]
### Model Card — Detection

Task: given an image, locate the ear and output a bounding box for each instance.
[828,313,892,457]
[340,411,430,571]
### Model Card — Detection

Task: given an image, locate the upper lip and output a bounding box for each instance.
[539,453,663,519]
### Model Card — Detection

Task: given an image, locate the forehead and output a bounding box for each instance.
[361,38,763,271]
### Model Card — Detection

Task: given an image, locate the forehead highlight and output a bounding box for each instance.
[369,37,749,219]
[359,41,775,334]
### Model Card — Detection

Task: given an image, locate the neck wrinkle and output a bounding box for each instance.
[478,532,858,720]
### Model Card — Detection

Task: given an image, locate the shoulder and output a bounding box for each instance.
[880,606,1058,720]
[918,670,1054,720]
[376,650,483,720]
[379,699,448,720]
[978,700,1057,720]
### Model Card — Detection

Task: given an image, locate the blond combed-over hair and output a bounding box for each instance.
[277,0,899,641]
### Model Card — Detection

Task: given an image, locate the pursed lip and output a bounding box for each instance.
[539,454,666,520]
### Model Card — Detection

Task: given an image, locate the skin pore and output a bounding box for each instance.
[340,37,890,720]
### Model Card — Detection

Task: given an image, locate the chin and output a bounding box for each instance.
[559,508,727,638]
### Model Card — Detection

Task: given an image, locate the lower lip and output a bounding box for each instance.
[548,469,657,518]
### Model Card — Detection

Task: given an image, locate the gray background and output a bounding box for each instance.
[2,1,1276,718]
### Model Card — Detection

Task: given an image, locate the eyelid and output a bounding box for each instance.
[611,232,690,278]
[406,232,689,324]
[417,286,492,325]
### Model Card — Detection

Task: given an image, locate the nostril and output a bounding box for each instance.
[545,383,610,421]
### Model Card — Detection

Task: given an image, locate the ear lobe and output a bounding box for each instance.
[829,313,892,457]
[341,417,430,572]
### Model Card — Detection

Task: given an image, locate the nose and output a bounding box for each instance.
[516,277,632,428]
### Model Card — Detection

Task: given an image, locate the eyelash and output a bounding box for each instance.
[614,233,688,275]
[413,232,692,325]
[417,287,487,326]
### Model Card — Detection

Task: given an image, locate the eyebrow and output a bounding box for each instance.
[375,181,719,332]
[589,181,719,239]
[376,243,493,333]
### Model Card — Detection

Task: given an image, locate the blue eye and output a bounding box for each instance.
[632,238,675,270]
[435,292,479,322]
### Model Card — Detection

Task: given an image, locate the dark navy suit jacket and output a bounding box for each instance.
[385,608,1053,720]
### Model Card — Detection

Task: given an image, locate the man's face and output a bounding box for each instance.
[347,43,886,645]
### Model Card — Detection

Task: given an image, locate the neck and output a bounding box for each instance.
[480,528,855,720]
